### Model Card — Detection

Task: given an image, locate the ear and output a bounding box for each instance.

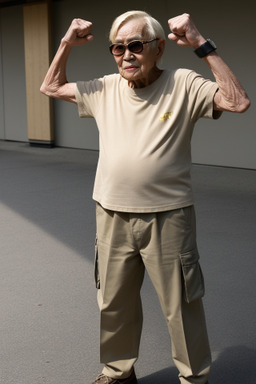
[156,39,165,61]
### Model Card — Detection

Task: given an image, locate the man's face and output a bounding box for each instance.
[113,19,163,88]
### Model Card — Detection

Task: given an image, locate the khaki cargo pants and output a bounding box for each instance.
[95,203,211,384]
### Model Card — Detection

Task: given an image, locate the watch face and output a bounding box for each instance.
[207,39,217,49]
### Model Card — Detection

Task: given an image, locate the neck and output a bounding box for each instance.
[128,67,163,88]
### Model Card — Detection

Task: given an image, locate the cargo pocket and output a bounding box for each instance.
[179,248,205,303]
[94,236,100,289]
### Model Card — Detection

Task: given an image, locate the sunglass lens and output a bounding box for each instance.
[111,44,125,56]
[129,41,143,53]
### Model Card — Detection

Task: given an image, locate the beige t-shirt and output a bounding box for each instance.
[75,69,219,212]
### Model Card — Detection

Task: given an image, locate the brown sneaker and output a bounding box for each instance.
[91,369,137,384]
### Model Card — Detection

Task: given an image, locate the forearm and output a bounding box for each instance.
[204,51,251,113]
[40,40,76,103]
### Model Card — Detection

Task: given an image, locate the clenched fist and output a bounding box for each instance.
[168,13,206,49]
[62,18,94,46]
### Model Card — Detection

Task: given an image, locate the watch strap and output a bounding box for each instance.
[194,39,217,58]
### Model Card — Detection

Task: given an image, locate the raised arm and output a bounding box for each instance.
[40,18,93,103]
[168,13,250,114]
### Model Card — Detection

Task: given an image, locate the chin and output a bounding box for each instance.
[121,70,140,81]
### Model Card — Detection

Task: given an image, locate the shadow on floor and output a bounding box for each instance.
[138,346,256,384]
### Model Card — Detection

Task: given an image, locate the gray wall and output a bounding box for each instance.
[0,5,28,142]
[0,15,4,140]
[0,0,255,169]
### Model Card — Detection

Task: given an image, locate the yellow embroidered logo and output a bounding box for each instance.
[160,112,173,121]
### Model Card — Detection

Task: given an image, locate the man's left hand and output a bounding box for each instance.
[168,13,206,49]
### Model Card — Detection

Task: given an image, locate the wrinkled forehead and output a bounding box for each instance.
[114,19,148,42]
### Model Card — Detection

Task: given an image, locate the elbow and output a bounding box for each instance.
[225,96,251,114]
[216,90,251,113]
[40,82,59,99]
[233,91,251,113]
[237,97,251,113]
[40,83,47,96]
[40,83,52,97]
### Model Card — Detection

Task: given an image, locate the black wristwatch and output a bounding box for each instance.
[194,39,217,58]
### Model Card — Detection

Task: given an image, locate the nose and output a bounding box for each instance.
[123,47,135,60]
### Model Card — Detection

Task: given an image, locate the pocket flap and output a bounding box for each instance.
[179,248,205,303]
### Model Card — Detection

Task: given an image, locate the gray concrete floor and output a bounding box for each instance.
[0,141,255,384]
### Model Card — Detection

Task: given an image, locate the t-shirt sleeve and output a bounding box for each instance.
[75,77,104,118]
[185,70,219,121]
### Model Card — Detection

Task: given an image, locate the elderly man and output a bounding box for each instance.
[41,10,250,384]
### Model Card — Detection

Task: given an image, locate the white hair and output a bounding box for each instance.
[109,10,165,43]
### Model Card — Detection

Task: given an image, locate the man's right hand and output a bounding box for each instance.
[62,18,94,46]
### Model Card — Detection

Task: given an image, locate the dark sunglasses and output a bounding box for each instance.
[109,38,159,56]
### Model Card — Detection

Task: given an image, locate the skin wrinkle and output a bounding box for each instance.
[114,34,143,43]
[113,19,165,89]
[205,53,248,112]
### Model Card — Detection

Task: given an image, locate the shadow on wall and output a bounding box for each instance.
[138,346,256,384]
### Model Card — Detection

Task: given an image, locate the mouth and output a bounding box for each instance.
[123,65,138,71]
